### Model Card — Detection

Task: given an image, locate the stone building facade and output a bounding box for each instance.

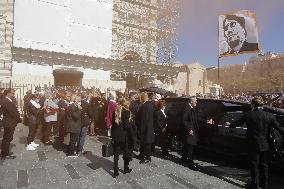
[112,0,158,64]
[0,0,13,83]
[0,0,210,98]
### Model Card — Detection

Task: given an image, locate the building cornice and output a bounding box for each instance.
[11,47,185,78]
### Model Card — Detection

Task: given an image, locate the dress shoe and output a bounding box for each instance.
[136,154,143,160]
[114,172,119,178]
[67,152,79,157]
[246,183,261,189]
[162,151,170,157]
[139,159,150,164]
[1,154,16,160]
[124,168,132,174]
[188,163,199,171]
[181,156,188,162]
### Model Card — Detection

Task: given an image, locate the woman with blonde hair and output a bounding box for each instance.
[111,98,134,178]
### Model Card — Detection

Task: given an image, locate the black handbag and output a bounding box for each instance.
[102,142,113,157]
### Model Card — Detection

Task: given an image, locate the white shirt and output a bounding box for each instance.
[6,96,12,102]
[161,108,167,118]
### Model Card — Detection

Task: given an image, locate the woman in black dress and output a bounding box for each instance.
[112,98,134,178]
[155,99,169,156]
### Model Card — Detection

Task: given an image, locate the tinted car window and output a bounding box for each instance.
[218,111,247,128]
[165,101,187,117]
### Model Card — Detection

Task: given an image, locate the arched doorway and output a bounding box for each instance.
[53,69,83,86]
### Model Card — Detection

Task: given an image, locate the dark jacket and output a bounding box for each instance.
[111,108,132,144]
[0,96,4,128]
[89,98,100,123]
[129,100,141,126]
[137,101,155,144]
[57,99,68,123]
[231,107,284,152]
[26,101,40,126]
[64,103,81,134]
[1,97,21,128]
[182,105,199,145]
[81,100,92,127]
[154,109,167,135]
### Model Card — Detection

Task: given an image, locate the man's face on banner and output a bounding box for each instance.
[223,18,246,51]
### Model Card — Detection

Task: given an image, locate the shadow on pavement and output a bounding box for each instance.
[97,136,111,144]
[151,148,248,188]
[84,151,114,176]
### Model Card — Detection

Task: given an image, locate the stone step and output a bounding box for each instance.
[0,71,10,77]
[0,67,11,71]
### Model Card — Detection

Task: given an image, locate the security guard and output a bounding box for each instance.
[230,96,284,189]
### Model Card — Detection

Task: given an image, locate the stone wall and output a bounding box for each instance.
[0,0,13,83]
[112,0,158,64]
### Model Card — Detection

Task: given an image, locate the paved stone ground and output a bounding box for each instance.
[0,123,279,189]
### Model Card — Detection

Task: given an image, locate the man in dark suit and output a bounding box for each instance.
[78,93,91,154]
[138,92,155,164]
[64,95,82,157]
[182,96,199,170]
[1,89,22,159]
[230,96,284,189]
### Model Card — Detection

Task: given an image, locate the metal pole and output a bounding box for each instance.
[218,56,220,81]
[217,20,220,82]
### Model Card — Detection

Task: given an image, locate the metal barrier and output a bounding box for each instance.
[0,82,47,112]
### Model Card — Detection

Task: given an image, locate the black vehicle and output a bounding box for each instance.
[164,97,284,164]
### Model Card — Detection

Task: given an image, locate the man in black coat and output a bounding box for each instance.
[137,92,155,164]
[230,96,284,189]
[78,93,92,154]
[182,96,199,170]
[57,92,69,145]
[64,95,82,157]
[1,89,22,159]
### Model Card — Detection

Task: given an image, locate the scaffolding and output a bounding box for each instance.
[112,0,179,65]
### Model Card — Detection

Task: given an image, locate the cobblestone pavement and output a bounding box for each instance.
[0,124,280,189]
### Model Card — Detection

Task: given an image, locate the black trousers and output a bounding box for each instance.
[113,142,132,174]
[250,151,269,189]
[27,123,39,144]
[1,126,16,156]
[140,143,152,160]
[68,133,79,154]
[182,143,194,164]
[42,121,56,143]
[155,131,169,153]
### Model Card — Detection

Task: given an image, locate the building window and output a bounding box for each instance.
[199,80,202,86]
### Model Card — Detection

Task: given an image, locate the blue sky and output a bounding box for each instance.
[176,0,284,67]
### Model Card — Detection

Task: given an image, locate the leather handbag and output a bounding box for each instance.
[102,142,113,157]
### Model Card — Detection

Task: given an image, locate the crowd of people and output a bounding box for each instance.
[0,87,182,178]
[0,86,283,189]
[209,92,284,109]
